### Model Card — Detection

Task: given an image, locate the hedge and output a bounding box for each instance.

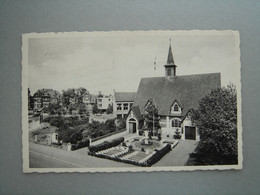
[88,137,124,154]
[146,144,171,166]
[71,139,90,151]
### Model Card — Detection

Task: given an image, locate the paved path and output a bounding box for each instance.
[29,142,134,168]
[153,140,198,167]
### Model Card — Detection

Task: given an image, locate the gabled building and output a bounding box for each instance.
[33,89,61,110]
[83,93,96,115]
[28,88,34,110]
[126,43,221,140]
[113,92,136,120]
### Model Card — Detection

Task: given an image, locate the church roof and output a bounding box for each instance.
[131,106,143,121]
[133,73,221,116]
[115,92,136,102]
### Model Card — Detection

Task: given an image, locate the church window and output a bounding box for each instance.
[172,119,181,127]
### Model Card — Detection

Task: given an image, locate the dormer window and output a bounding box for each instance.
[170,100,182,114]
[145,99,152,109]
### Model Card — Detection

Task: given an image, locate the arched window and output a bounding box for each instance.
[172,119,181,127]
[174,104,179,111]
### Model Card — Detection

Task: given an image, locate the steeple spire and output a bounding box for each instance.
[164,38,177,80]
[167,43,175,65]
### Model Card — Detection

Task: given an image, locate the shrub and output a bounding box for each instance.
[117,118,126,130]
[138,129,144,136]
[173,134,181,139]
[71,139,90,151]
[88,137,124,154]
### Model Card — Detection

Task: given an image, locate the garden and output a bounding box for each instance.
[88,137,173,167]
[30,115,126,151]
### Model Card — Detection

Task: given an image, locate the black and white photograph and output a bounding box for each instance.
[22,30,242,172]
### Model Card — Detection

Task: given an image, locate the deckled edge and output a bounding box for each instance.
[22,34,30,172]
[21,30,243,173]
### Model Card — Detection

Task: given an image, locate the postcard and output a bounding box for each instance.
[22,30,242,172]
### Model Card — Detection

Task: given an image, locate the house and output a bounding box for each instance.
[47,133,58,145]
[113,91,136,120]
[33,89,61,111]
[83,93,96,114]
[28,88,34,110]
[126,43,221,141]
[96,95,113,111]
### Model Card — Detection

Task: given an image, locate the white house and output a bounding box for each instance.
[96,95,113,110]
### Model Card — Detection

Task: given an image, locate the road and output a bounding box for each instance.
[29,143,134,168]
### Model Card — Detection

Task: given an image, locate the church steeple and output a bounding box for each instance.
[164,39,177,80]
[167,44,175,65]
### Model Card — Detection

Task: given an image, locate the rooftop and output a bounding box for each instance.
[134,73,221,116]
[115,92,136,102]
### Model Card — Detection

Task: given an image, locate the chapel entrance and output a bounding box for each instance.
[129,118,137,134]
[185,126,196,140]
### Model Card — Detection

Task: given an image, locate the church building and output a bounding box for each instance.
[126,42,221,141]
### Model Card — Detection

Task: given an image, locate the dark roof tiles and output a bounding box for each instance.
[131,106,143,121]
[134,73,221,116]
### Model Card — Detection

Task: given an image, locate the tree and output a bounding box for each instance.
[117,118,126,130]
[143,100,160,136]
[48,102,62,115]
[105,119,116,132]
[78,103,86,115]
[191,84,238,165]
[62,88,88,109]
[92,102,99,114]
[106,104,113,114]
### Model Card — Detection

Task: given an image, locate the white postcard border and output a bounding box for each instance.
[22,30,243,173]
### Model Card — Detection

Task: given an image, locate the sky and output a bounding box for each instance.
[27,31,240,95]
